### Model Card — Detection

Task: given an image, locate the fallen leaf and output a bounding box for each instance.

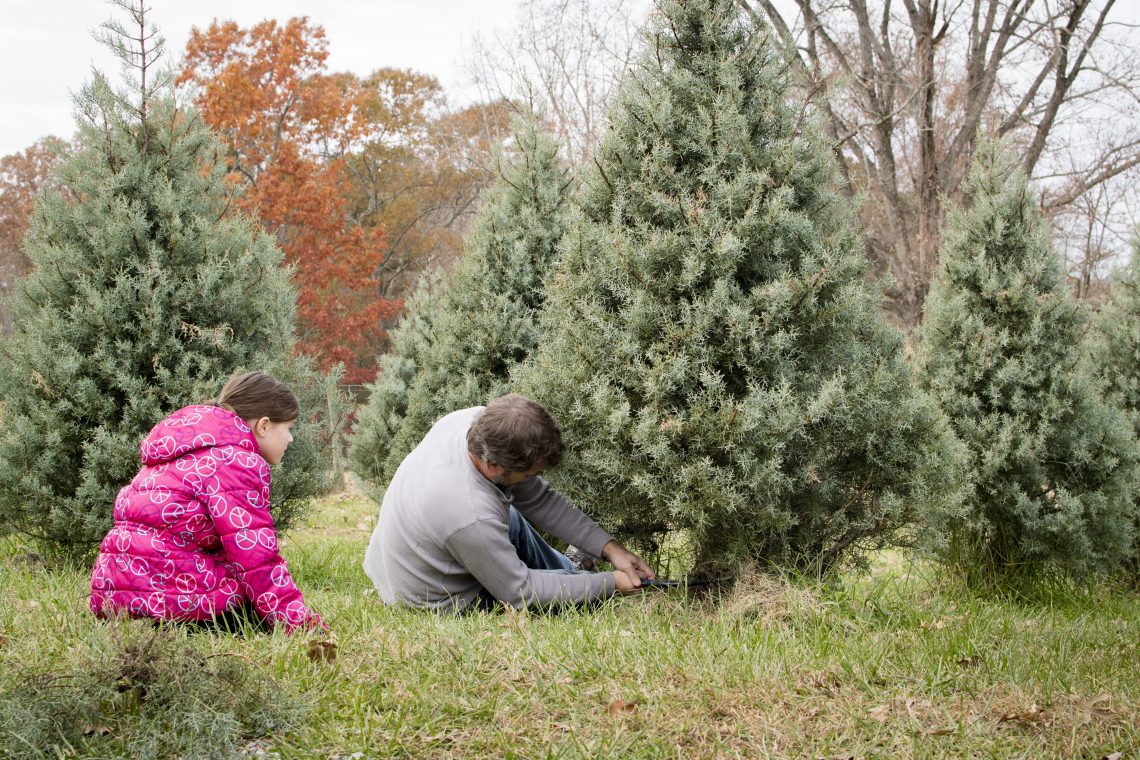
[957,655,980,667]
[1079,693,1118,724]
[868,705,890,722]
[82,724,112,737]
[1101,752,1123,760]
[928,727,955,736]
[999,704,1046,725]
[606,699,639,716]
[307,640,338,664]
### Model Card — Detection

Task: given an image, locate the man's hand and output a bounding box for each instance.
[602,540,656,588]
[613,570,639,594]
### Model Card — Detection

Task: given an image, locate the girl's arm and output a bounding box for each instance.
[210,453,325,633]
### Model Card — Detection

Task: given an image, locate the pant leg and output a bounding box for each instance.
[508,506,577,572]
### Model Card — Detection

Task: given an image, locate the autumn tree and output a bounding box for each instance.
[917,142,1139,577]
[752,0,1140,325]
[0,1,341,555]
[178,18,395,382]
[0,137,69,333]
[342,68,514,301]
[514,0,965,574]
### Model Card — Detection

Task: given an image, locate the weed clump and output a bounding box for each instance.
[0,623,307,758]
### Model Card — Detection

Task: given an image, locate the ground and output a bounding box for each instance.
[0,483,1136,758]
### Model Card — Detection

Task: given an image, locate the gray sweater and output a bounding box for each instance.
[363,407,617,610]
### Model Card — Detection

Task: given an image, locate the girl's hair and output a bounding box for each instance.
[217,371,299,423]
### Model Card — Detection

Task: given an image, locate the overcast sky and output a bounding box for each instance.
[0,1,525,156]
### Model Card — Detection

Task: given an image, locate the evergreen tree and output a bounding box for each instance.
[349,119,572,493]
[512,0,964,573]
[0,2,339,556]
[347,271,444,497]
[1091,241,1139,431]
[917,142,1139,576]
[1089,239,1140,576]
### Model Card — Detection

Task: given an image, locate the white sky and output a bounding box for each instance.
[0,1,523,156]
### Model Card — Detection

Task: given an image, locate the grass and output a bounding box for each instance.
[0,485,1137,758]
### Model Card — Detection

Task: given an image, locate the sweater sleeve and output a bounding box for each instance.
[444,518,616,609]
[208,454,324,633]
[509,477,613,559]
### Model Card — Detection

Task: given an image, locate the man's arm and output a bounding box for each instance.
[511,478,656,585]
[510,476,612,558]
[444,518,617,608]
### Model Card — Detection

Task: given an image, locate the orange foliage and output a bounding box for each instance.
[178,18,395,382]
[0,137,69,332]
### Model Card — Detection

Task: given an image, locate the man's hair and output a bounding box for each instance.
[466,394,565,473]
[217,371,300,423]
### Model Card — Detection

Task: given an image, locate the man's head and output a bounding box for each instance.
[467,394,565,483]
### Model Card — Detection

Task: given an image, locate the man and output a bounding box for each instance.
[363,394,654,610]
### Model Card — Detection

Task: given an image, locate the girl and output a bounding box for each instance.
[90,371,324,633]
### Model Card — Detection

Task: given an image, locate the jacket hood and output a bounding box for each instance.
[140,405,261,466]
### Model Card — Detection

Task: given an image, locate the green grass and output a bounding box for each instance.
[1,487,1137,758]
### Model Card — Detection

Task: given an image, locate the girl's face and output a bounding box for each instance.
[250,417,296,465]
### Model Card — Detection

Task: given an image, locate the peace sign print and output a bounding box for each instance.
[160,502,186,524]
[285,600,308,624]
[257,528,277,552]
[174,573,198,594]
[207,493,230,518]
[233,529,258,551]
[149,535,169,556]
[194,456,218,477]
[114,528,132,553]
[148,592,166,617]
[147,436,177,460]
[270,565,292,588]
[148,485,172,505]
[257,591,280,611]
[185,513,210,534]
[193,433,217,449]
[228,506,252,529]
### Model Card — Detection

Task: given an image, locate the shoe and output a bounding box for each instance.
[564,545,596,571]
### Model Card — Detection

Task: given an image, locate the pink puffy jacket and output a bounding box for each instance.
[89,404,323,633]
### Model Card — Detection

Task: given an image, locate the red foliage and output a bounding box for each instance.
[178,18,396,382]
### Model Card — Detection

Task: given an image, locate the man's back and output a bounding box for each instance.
[363,407,501,609]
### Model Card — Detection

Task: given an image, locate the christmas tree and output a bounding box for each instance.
[1091,241,1139,431]
[349,118,572,491]
[513,0,964,573]
[918,142,1139,575]
[1088,239,1140,576]
[0,2,340,555]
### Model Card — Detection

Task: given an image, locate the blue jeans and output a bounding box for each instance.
[470,507,584,610]
[508,506,577,572]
